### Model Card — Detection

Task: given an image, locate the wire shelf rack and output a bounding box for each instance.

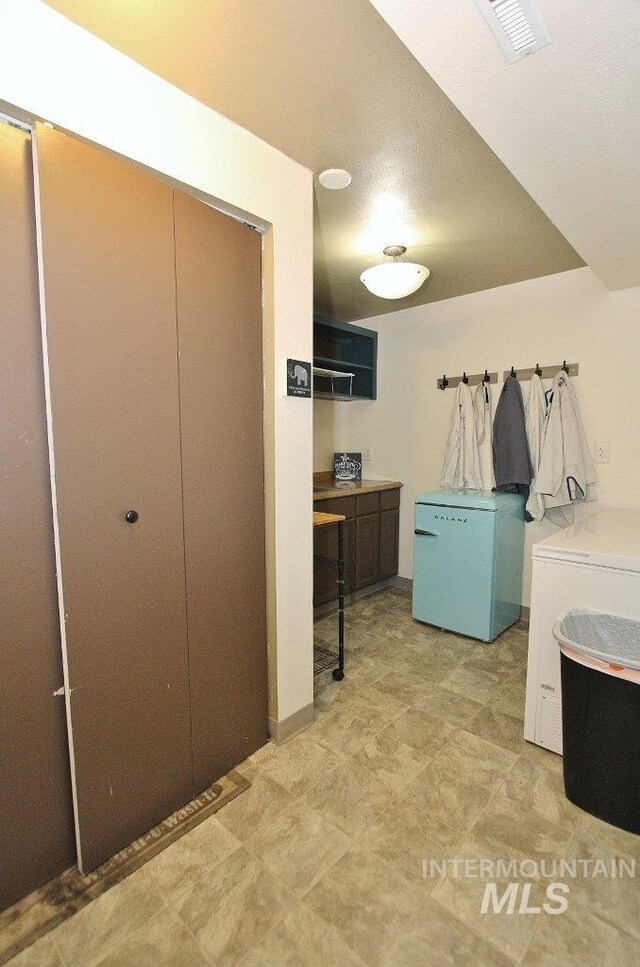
[313,644,339,676]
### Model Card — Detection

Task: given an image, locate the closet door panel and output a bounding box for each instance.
[174,192,267,789]
[36,127,192,871]
[0,123,75,910]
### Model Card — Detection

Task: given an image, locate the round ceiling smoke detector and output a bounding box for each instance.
[318,168,352,190]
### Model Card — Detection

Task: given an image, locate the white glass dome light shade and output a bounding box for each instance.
[360,261,430,299]
[359,246,430,299]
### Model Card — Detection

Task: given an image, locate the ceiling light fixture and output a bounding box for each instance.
[318,168,352,190]
[360,246,430,300]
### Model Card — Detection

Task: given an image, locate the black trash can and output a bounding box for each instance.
[553,609,640,834]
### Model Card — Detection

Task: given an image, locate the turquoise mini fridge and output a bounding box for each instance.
[412,490,525,642]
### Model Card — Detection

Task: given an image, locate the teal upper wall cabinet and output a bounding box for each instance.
[313,314,377,401]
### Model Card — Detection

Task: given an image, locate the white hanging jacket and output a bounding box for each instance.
[441,381,483,491]
[473,381,495,491]
[525,373,547,521]
[534,371,597,509]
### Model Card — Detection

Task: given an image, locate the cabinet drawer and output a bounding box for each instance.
[356,491,379,516]
[380,488,400,511]
[316,495,356,518]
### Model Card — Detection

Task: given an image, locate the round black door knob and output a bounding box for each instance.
[125,510,139,523]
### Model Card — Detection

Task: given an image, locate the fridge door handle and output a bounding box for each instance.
[415,529,439,537]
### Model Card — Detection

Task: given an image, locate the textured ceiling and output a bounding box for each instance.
[46,0,582,321]
[370,0,640,293]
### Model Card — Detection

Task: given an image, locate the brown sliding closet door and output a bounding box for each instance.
[0,123,75,910]
[173,192,267,790]
[35,126,192,872]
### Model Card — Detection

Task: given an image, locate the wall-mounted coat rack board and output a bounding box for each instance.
[437,370,498,391]
[502,362,579,382]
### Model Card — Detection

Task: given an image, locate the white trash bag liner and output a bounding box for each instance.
[553,608,640,671]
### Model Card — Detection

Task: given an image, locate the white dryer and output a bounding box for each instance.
[524,508,640,754]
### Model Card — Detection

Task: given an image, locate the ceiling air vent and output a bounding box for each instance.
[475,0,550,63]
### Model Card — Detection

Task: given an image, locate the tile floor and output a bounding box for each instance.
[8,589,639,966]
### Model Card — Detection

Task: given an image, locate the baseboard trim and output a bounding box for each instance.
[313,577,404,619]
[268,702,315,744]
[341,574,530,625]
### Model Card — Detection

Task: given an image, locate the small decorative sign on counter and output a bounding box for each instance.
[334,452,362,481]
[286,359,311,398]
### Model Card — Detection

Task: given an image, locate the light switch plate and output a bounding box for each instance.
[363,446,373,462]
[593,441,610,464]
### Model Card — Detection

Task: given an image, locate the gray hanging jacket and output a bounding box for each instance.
[492,375,532,498]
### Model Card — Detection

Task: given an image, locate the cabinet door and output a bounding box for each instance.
[344,518,357,594]
[356,513,380,590]
[173,191,267,790]
[379,509,400,580]
[36,126,192,872]
[314,525,339,606]
[0,123,75,909]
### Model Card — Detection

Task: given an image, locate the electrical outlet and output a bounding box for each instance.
[363,446,373,462]
[593,442,610,464]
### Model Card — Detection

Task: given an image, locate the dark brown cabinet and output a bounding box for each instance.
[317,496,356,604]
[313,488,401,606]
[313,315,378,401]
[355,513,380,589]
[344,519,357,594]
[379,509,400,580]
[379,488,401,581]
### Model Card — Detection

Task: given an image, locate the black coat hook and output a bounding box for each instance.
[535,362,542,377]
[562,360,569,374]
[440,374,448,390]
[462,372,469,384]
[483,369,490,383]
[510,366,516,379]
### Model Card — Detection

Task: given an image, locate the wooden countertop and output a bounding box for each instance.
[313,511,347,528]
[313,473,403,502]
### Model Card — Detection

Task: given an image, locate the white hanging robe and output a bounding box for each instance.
[525,373,547,521]
[534,370,597,509]
[473,380,495,492]
[441,381,483,491]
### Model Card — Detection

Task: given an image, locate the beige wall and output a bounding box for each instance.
[313,399,344,472]
[316,267,640,605]
[0,0,314,724]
